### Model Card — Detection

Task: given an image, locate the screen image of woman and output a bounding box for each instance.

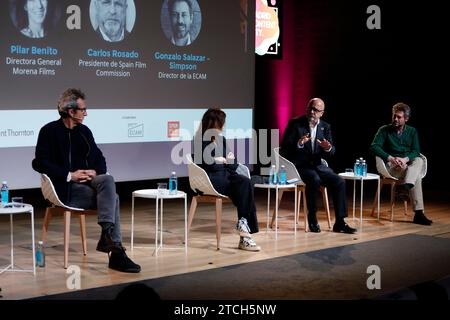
[9,0,59,39]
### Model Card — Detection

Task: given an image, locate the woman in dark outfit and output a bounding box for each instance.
[193,108,260,251]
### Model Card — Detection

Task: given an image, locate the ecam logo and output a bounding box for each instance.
[128,123,144,137]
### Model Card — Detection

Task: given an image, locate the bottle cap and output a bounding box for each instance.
[172,171,176,175]
[38,240,43,244]
[2,181,7,184]
[271,165,275,167]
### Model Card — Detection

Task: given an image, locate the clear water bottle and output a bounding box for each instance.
[359,157,364,176]
[1,181,9,207]
[269,165,278,185]
[279,165,287,185]
[36,240,45,267]
[361,160,367,177]
[358,158,364,175]
[169,171,178,195]
[354,160,360,177]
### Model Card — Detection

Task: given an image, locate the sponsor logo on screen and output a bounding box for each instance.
[128,123,144,137]
[168,121,180,138]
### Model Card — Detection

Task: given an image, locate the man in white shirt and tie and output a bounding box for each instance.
[281,98,356,234]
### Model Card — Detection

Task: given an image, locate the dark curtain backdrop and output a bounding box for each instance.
[255,0,448,191]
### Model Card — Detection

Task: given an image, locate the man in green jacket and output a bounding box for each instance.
[370,102,432,225]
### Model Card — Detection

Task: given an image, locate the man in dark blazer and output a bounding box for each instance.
[32,88,141,273]
[281,98,356,234]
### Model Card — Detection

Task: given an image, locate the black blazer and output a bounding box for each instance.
[32,119,107,203]
[280,115,336,167]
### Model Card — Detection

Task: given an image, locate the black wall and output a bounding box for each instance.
[255,0,449,192]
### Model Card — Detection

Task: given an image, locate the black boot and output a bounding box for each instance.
[96,223,122,253]
[109,248,141,273]
[413,210,432,225]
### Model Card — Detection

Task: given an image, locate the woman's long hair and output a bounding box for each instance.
[193,108,226,163]
[195,107,226,142]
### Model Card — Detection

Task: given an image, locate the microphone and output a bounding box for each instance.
[70,114,84,121]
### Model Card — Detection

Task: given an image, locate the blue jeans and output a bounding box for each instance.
[66,174,121,243]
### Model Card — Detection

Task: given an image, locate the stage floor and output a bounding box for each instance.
[1,190,449,300]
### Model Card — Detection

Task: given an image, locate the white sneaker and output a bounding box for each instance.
[238,236,261,252]
[235,217,251,238]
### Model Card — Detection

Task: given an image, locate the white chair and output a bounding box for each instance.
[40,174,97,269]
[371,154,427,221]
[186,154,250,250]
[273,147,332,231]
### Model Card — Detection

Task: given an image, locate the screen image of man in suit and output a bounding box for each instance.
[280,98,357,234]
[94,0,128,42]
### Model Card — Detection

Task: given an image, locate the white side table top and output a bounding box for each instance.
[132,189,186,199]
[338,172,380,180]
[254,183,300,189]
[0,203,33,214]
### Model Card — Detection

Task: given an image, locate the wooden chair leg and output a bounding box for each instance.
[215,198,222,250]
[321,187,332,229]
[64,210,71,269]
[303,193,308,232]
[371,183,381,217]
[187,196,198,232]
[270,190,284,229]
[299,190,309,232]
[372,178,404,221]
[42,207,52,246]
[79,214,87,255]
[390,182,396,222]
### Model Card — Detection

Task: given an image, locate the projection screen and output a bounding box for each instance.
[0,0,255,189]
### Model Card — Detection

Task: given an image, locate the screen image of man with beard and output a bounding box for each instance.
[163,0,201,47]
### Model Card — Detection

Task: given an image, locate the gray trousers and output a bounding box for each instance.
[66,174,121,243]
[388,157,424,211]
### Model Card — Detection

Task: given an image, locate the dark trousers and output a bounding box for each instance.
[66,174,121,243]
[297,164,347,223]
[210,172,259,234]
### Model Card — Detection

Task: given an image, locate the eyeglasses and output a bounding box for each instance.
[76,107,87,113]
[309,106,324,113]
